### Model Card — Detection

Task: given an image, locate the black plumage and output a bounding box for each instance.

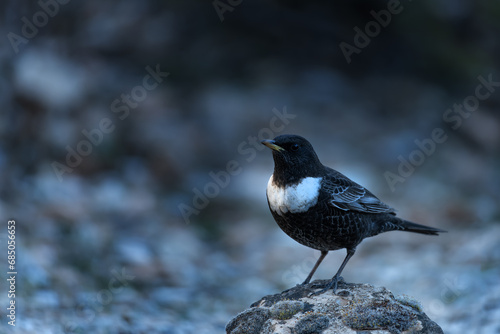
[262,134,446,294]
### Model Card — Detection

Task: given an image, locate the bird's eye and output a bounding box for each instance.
[290,144,299,152]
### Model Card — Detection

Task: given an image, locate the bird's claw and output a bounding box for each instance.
[308,276,344,296]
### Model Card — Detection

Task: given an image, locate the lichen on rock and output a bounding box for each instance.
[226,280,443,334]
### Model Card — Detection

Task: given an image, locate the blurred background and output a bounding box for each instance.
[0,0,499,333]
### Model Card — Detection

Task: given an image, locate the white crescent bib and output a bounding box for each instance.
[266,175,322,216]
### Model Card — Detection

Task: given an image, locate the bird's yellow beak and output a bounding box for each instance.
[261,139,284,152]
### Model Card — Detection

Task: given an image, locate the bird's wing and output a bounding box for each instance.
[321,169,396,214]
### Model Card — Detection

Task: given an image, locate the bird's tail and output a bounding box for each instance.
[398,219,447,236]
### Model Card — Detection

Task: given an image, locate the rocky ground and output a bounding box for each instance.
[228,280,443,334]
[0,188,498,333]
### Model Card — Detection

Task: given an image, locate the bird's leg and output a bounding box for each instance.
[311,248,355,295]
[302,250,328,285]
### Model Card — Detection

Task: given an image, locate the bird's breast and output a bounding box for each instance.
[266,175,322,216]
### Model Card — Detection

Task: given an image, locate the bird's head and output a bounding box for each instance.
[262,134,323,183]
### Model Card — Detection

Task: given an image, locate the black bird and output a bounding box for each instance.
[261,134,445,294]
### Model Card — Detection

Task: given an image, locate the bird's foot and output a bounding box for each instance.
[309,276,344,296]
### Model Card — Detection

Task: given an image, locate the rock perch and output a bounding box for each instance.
[226,280,443,334]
